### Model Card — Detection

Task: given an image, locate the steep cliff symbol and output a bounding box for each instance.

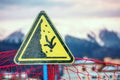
[44,35,56,52]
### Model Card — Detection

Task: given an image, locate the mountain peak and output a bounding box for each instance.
[3,30,24,44]
[99,29,120,48]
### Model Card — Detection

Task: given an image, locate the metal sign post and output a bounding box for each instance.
[43,64,48,80]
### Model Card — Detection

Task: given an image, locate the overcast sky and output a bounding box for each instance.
[0,0,120,43]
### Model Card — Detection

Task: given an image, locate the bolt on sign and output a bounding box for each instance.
[14,11,74,64]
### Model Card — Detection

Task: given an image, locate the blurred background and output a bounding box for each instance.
[0,0,120,63]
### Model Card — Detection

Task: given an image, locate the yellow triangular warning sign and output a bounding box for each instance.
[14,11,74,64]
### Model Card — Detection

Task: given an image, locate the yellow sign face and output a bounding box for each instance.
[14,11,74,64]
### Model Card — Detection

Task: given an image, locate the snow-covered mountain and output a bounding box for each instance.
[65,29,120,60]
[0,30,24,51]
[0,29,120,60]
[3,31,24,44]
[99,29,120,49]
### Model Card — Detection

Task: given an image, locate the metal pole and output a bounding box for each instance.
[43,64,48,80]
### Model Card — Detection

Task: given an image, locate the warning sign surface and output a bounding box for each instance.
[14,11,74,64]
